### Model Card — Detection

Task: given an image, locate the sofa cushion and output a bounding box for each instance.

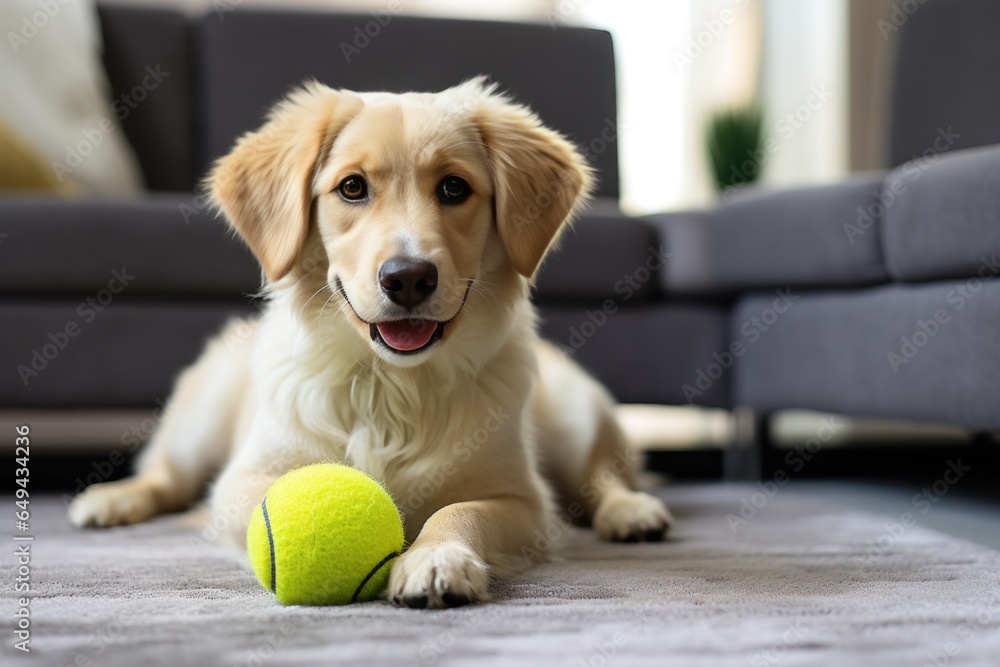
[98,5,195,191]
[538,303,730,408]
[647,174,889,295]
[534,206,663,304]
[197,9,619,198]
[731,281,1000,430]
[881,144,1000,283]
[0,301,251,408]
[0,195,259,297]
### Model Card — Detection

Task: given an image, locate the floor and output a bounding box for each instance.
[784,480,1000,550]
[6,483,1000,666]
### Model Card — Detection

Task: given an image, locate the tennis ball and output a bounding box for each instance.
[246,463,405,605]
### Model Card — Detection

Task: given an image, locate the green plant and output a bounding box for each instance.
[706,107,764,192]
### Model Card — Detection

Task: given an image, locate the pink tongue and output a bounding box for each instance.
[376,320,438,351]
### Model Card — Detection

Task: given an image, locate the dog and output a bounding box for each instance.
[68,78,673,608]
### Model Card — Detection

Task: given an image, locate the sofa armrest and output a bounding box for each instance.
[533,200,665,304]
[646,174,890,296]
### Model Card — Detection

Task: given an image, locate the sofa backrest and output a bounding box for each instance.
[99,4,196,192]
[196,9,619,199]
[888,0,1000,167]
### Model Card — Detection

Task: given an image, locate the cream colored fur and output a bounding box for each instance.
[68,79,672,608]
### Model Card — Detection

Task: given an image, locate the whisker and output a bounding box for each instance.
[300,283,333,321]
[320,289,374,372]
[467,282,501,312]
[317,293,338,326]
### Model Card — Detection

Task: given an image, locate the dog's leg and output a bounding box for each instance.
[204,456,282,548]
[68,319,254,528]
[532,341,673,542]
[388,495,546,609]
[584,412,673,542]
[203,424,321,547]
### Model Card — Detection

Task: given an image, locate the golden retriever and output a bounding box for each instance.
[68,78,672,608]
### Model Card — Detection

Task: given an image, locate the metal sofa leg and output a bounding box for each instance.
[724,407,769,481]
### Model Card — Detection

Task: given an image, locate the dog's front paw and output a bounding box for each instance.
[593,489,673,542]
[388,542,489,609]
[68,479,159,528]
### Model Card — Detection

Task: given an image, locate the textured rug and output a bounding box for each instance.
[4,485,1000,667]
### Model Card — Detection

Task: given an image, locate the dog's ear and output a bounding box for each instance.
[469,83,594,278]
[208,83,363,282]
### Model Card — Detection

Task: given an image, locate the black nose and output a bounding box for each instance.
[378,256,438,309]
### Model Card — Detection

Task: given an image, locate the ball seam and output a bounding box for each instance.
[351,551,399,603]
[261,496,277,595]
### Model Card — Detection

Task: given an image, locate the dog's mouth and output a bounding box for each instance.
[335,278,472,356]
[370,320,444,354]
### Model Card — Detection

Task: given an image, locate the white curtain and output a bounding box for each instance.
[759,0,848,187]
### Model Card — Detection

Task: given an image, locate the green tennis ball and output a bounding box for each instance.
[246,463,405,605]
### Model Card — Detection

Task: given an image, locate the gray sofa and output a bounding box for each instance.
[2,2,998,480]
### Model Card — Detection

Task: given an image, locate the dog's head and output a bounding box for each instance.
[209,79,592,366]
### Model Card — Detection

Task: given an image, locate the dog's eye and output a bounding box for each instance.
[439,176,471,204]
[337,176,368,202]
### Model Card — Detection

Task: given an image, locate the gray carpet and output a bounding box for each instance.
[5,485,1000,666]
